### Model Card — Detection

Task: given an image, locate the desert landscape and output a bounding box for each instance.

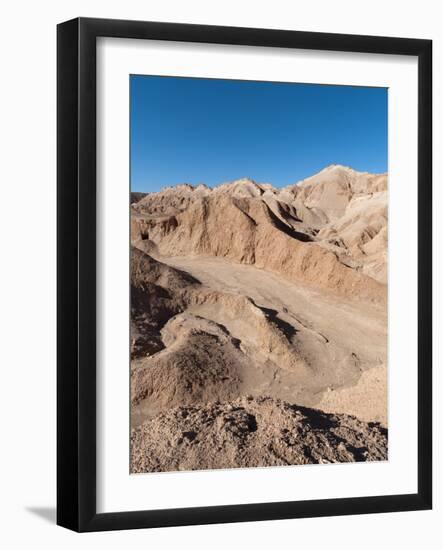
[130,164,388,473]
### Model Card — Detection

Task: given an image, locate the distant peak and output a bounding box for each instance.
[320,164,385,177]
[159,182,207,193]
[224,177,257,186]
[321,164,355,173]
[211,177,268,198]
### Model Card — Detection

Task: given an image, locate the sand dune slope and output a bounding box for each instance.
[131,250,387,428]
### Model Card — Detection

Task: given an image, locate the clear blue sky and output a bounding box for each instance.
[130,75,387,192]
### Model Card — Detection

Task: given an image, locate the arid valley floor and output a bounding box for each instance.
[130,165,388,473]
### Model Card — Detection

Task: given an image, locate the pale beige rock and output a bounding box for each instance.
[318,364,387,426]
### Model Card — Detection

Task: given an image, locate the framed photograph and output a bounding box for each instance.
[57,17,432,532]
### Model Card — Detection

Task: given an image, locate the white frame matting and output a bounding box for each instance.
[96,37,418,514]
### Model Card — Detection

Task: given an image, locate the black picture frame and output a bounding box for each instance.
[57,17,432,532]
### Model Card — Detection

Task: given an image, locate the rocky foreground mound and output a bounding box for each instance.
[131,396,388,473]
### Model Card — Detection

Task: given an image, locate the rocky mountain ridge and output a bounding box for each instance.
[130,165,388,472]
